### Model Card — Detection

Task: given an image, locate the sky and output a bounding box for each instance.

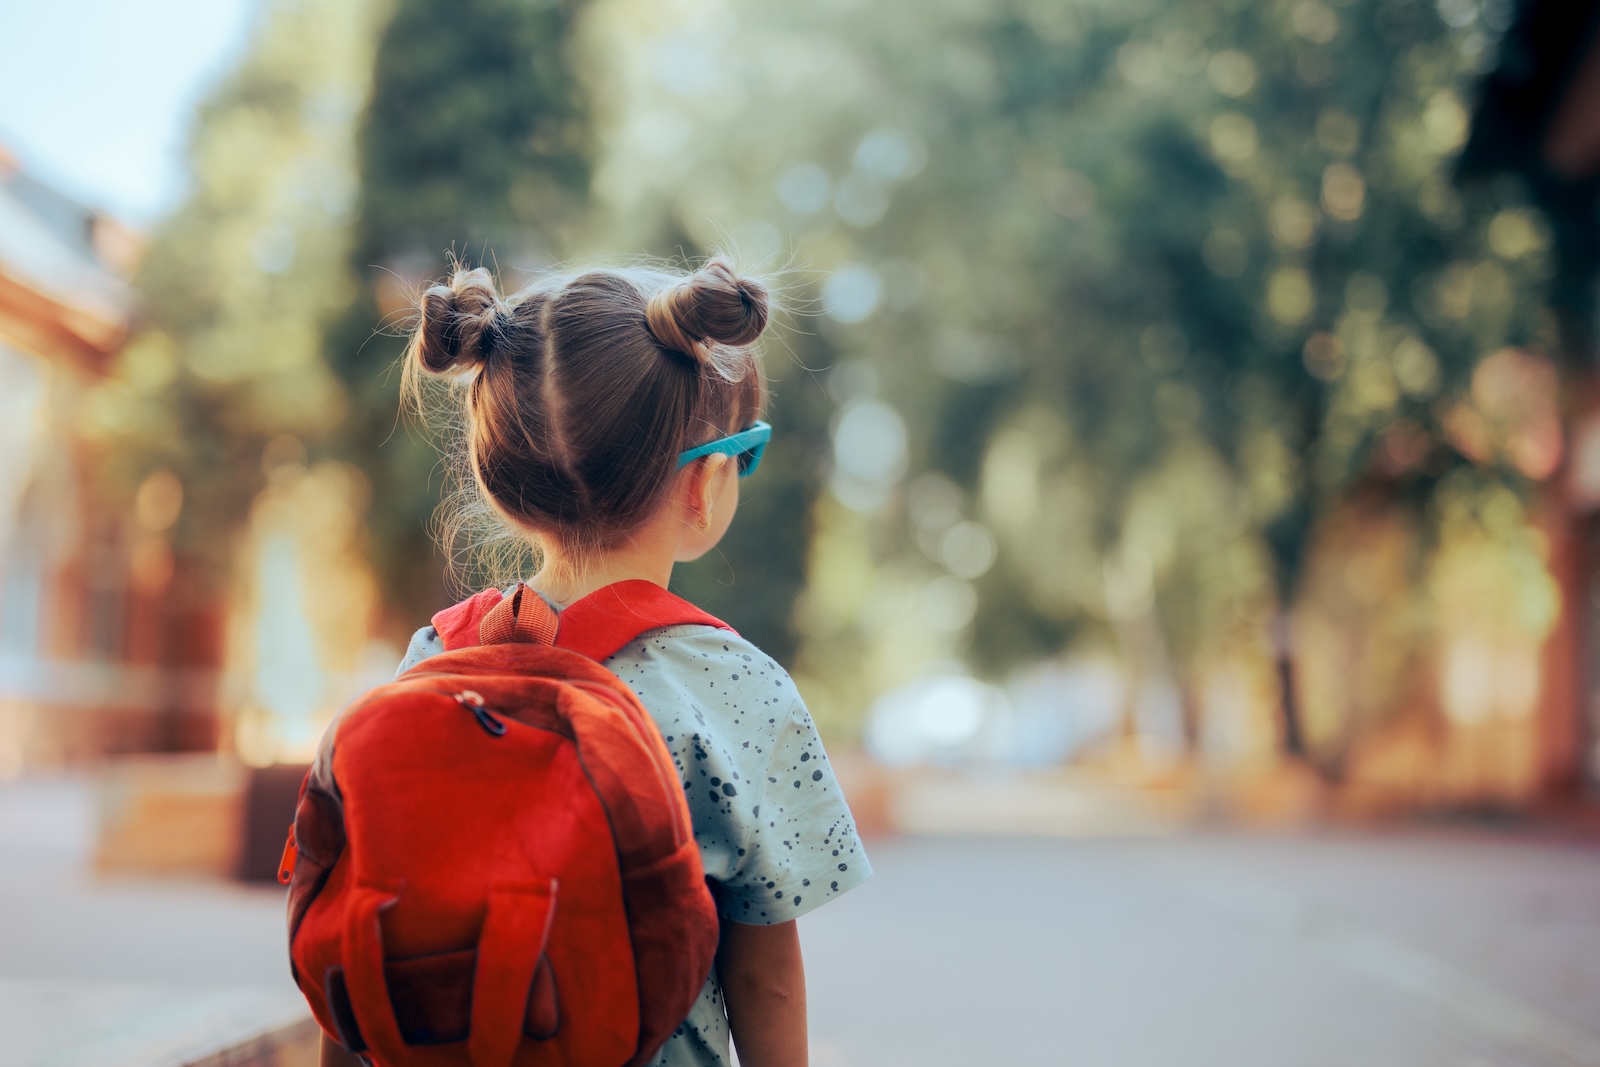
[0,0,260,224]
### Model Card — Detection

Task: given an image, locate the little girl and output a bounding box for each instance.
[344,259,870,1067]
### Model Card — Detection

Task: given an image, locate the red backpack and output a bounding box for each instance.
[281,581,726,1067]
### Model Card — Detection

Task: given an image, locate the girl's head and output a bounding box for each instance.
[405,258,770,571]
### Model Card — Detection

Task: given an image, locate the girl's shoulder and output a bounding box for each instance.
[603,624,804,729]
[397,624,445,676]
[613,624,869,924]
[608,623,784,677]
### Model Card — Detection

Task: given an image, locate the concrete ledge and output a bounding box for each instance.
[180,1015,317,1067]
[887,774,1181,838]
[93,755,245,879]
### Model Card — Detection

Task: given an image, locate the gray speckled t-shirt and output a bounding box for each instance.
[397,619,871,1067]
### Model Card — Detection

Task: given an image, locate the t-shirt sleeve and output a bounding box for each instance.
[708,695,872,926]
[608,627,872,926]
[396,625,443,676]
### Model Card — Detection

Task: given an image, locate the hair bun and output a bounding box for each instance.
[414,267,506,374]
[645,259,770,369]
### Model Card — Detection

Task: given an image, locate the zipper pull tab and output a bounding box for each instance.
[456,689,507,737]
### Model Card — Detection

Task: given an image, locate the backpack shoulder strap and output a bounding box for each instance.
[430,587,505,651]
[429,579,734,662]
[556,579,735,662]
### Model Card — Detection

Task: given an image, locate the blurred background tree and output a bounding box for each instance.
[91,0,1592,783]
[73,0,389,757]
[87,0,384,582]
[577,0,1561,758]
[322,0,594,632]
[1460,0,1600,367]
[313,0,836,664]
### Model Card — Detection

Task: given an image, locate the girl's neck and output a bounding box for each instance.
[529,528,677,609]
[527,457,724,608]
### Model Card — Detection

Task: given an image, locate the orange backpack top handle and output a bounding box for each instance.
[430,579,732,660]
[285,581,732,1067]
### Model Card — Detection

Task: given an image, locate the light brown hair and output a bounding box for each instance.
[405,259,769,572]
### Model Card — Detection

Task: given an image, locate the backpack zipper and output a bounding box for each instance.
[455,689,507,737]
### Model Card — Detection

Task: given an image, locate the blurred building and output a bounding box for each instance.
[0,148,215,771]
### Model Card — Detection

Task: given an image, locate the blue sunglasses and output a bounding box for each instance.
[677,421,772,478]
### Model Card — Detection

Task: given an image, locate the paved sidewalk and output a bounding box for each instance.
[0,778,306,1066]
[0,979,315,1067]
[802,831,1600,1067]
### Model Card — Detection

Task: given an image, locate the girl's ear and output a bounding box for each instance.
[672,452,738,563]
[680,454,732,530]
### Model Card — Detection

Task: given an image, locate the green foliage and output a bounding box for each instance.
[353,0,590,257]
[964,0,1554,660]
[118,0,1566,746]
[591,0,1555,723]
[322,0,594,631]
[324,0,838,663]
[90,0,384,578]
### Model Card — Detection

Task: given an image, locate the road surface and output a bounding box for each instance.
[2,780,1598,1066]
[803,832,1600,1067]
